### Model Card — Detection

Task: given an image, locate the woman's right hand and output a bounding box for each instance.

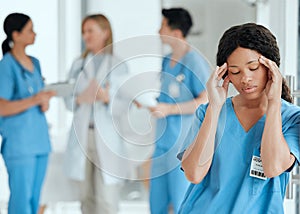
[206,63,230,109]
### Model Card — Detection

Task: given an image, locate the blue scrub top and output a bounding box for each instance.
[155,50,210,151]
[0,53,51,158]
[179,98,300,214]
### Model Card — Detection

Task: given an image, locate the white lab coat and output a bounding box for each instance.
[63,53,129,184]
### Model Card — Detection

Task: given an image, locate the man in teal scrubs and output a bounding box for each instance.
[148,8,210,214]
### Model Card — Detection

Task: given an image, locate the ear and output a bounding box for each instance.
[103,29,110,41]
[173,29,184,38]
[11,31,19,42]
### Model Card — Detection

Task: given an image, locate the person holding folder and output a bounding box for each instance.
[0,13,55,213]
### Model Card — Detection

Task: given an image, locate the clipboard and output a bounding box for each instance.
[43,82,75,97]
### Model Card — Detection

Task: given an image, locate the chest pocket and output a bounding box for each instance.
[252,176,282,195]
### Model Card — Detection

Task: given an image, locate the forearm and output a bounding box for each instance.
[0,97,39,116]
[261,101,295,177]
[182,105,220,183]
[170,91,208,115]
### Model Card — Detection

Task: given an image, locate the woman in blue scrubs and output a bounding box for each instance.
[0,13,55,214]
[179,23,300,214]
[148,8,211,214]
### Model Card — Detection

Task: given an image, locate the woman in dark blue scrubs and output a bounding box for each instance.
[0,13,55,214]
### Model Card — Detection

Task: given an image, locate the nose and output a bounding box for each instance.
[241,71,252,84]
[82,33,88,41]
[158,28,162,35]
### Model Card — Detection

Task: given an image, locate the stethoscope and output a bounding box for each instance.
[20,66,38,95]
[12,55,40,95]
[161,56,186,83]
[161,58,186,98]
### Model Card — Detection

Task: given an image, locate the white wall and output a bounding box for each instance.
[162,0,256,67]
[257,0,298,78]
[0,1,59,81]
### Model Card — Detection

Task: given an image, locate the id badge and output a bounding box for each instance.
[169,82,180,98]
[249,155,267,180]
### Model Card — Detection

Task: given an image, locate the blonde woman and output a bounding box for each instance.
[64,14,128,214]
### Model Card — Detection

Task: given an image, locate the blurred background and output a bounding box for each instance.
[0,0,299,213]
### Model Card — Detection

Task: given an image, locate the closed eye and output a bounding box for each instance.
[249,66,259,71]
[229,70,240,75]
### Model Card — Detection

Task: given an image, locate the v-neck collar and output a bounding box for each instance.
[9,52,35,73]
[228,98,266,134]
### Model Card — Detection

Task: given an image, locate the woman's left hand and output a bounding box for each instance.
[259,55,282,103]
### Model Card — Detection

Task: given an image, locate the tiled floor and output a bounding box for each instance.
[40,200,150,214]
[0,181,150,214]
[0,201,150,214]
[0,153,152,214]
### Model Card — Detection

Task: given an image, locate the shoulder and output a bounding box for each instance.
[281,99,300,123]
[0,53,14,66]
[70,56,85,72]
[0,53,16,76]
[183,50,211,79]
[195,102,209,119]
[195,97,232,119]
[184,50,210,68]
[106,54,128,70]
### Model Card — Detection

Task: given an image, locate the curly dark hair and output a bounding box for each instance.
[216,23,292,103]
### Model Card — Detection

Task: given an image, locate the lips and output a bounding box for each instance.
[243,86,257,93]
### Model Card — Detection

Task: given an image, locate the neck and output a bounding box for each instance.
[234,93,268,109]
[11,45,27,60]
[92,48,104,55]
[170,39,190,61]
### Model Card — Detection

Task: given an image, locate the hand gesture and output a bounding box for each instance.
[133,100,143,109]
[96,83,110,104]
[148,103,172,118]
[206,63,230,109]
[77,79,99,104]
[33,90,56,112]
[258,56,282,103]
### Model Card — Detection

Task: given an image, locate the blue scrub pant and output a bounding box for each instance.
[150,163,189,214]
[4,154,49,214]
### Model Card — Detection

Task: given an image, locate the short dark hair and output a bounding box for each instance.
[162,8,193,37]
[216,23,292,103]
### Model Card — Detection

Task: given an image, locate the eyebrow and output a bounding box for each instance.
[228,59,259,68]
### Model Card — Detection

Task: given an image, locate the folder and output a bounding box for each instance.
[43,82,75,97]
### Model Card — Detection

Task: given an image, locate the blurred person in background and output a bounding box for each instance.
[0,13,55,214]
[63,14,129,214]
[147,8,211,214]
